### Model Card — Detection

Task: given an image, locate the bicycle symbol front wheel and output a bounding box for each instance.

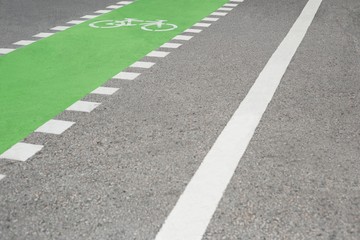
[141,23,177,32]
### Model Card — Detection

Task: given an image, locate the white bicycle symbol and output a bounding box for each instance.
[89,18,177,32]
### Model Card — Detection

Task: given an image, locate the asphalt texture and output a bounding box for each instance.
[1,0,360,239]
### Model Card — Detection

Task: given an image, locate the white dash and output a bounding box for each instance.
[130,61,155,69]
[13,40,35,46]
[224,3,238,7]
[155,0,324,239]
[113,72,141,80]
[107,5,122,9]
[51,26,70,31]
[218,7,233,11]
[95,10,112,14]
[35,119,75,135]
[66,101,100,113]
[146,51,170,58]
[33,32,54,38]
[81,15,98,19]
[193,23,211,28]
[161,43,182,49]
[117,1,132,4]
[0,48,15,54]
[91,87,119,95]
[230,0,244,2]
[0,143,43,162]
[0,174,5,181]
[184,29,202,33]
[211,12,228,16]
[203,17,219,22]
[67,20,86,25]
[173,35,193,41]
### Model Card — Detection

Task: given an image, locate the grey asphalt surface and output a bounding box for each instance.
[0,0,359,239]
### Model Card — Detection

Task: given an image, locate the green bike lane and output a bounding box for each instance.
[0,0,228,155]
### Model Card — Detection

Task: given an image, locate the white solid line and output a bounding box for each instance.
[155,0,324,239]
[224,3,238,7]
[51,26,70,31]
[113,72,140,80]
[67,20,86,25]
[0,143,43,161]
[107,5,122,9]
[173,35,193,41]
[184,29,202,34]
[91,87,119,95]
[211,11,228,16]
[161,43,182,49]
[35,119,75,135]
[81,15,98,19]
[193,23,211,28]
[95,10,112,14]
[117,1,132,4]
[66,101,100,112]
[13,40,35,46]
[147,51,170,58]
[218,7,233,11]
[33,32,54,38]
[0,48,15,54]
[203,17,219,22]
[0,174,5,181]
[130,61,155,69]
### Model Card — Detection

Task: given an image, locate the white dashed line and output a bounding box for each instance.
[35,119,75,135]
[0,48,15,54]
[161,43,182,49]
[117,1,132,4]
[67,20,86,25]
[218,7,233,11]
[107,5,123,9]
[0,143,43,161]
[113,72,141,80]
[193,23,211,28]
[184,29,202,33]
[173,35,193,41]
[0,174,5,181]
[94,10,112,14]
[155,0,323,239]
[81,15,98,19]
[147,51,170,58]
[224,3,238,7]
[211,11,228,16]
[230,0,244,2]
[91,87,119,95]
[130,61,155,69]
[51,26,70,31]
[33,32,54,38]
[13,40,35,46]
[203,17,219,22]
[66,101,100,113]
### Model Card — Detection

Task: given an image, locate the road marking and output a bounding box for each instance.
[107,5,123,9]
[81,15,99,19]
[0,174,5,181]
[0,48,15,54]
[161,43,182,49]
[0,143,43,161]
[91,87,119,95]
[130,61,155,68]
[203,17,219,22]
[67,20,86,25]
[224,3,238,7]
[193,23,211,28]
[211,11,228,16]
[173,35,193,41]
[117,1,132,4]
[218,7,233,11]
[35,119,75,135]
[33,32,55,38]
[95,10,112,14]
[13,40,35,46]
[147,51,170,58]
[66,101,100,113]
[51,26,70,31]
[184,28,202,33]
[231,0,244,2]
[155,0,323,239]
[113,72,141,80]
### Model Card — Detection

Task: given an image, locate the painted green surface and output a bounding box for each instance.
[0,0,228,154]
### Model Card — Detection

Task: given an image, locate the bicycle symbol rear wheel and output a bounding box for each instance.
[89,20,125,28]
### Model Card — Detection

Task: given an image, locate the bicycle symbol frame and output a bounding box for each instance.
[89,18,178,32]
